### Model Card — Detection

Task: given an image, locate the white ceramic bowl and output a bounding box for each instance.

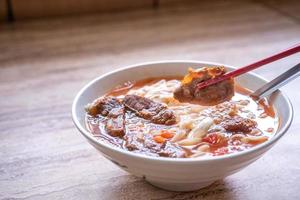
[72,61,293,191]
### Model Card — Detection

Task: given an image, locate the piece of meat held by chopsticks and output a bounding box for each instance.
[173,66,234,106]
[181,44,300,105]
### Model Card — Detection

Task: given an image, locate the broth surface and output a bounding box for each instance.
[86,78,278,158]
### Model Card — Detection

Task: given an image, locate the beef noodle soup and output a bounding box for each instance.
[85,77,278,158]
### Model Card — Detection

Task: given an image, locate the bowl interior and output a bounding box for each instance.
[72,61,292,160]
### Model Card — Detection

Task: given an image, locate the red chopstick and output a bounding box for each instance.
[197,44,300,89]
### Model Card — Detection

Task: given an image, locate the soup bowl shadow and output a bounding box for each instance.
[72,61,293,191]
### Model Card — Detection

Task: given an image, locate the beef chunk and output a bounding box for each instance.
[174,67,234,106]
[123,130,145,151]
[220,116,257,133]
[124,129,186,158]
[158,141,186,158]
[123,95,177,125]
[124,129,163,157]
[106,115,125,137]
[86,97,125,137]
[86,96,122,117]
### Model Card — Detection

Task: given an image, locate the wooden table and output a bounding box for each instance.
[1,1,300,199]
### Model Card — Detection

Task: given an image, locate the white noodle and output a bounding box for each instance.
[188,117,213,139]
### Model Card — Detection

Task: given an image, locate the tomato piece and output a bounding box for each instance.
[202,133,219,144]
[160,130,174,139]
[153,135,166,143]
[202,132,228,147]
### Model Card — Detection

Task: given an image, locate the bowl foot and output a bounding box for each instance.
[146,180,215,192]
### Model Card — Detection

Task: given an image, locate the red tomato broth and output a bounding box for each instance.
[86,77,279,158]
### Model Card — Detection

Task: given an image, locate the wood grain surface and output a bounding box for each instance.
[11,0,153,20]
[0,0,300,199]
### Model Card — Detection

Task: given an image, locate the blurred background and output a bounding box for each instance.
[1,0,300,21]
[1,0,300,199]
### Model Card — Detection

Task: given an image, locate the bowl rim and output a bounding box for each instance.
[72,60,294,163]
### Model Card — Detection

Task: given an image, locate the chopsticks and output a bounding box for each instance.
[197,44,300,89]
